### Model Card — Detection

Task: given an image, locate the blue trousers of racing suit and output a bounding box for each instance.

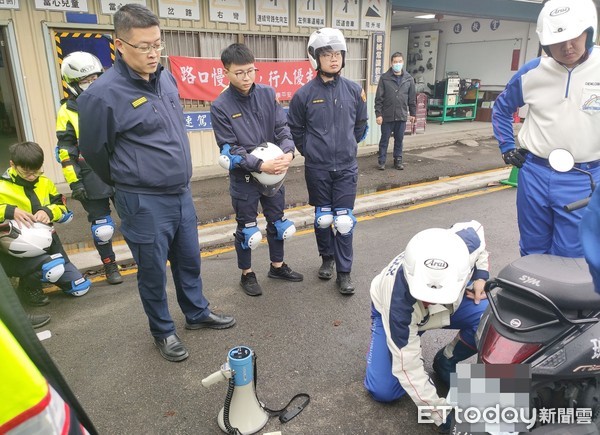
[518,153,600,257]
[378,121,407,166]
[114,188,210,339]
[364,295,488,403]
[305,164,358,273]
[230,172,285,270]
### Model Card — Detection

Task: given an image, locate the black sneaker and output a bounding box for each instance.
[28,313,51,329]
[318,255,335,280]
[19,287,50,307]
[336,272,355,295]
[394,158,404,170]
[268,263,304,282]
[104,261,124,285]
[377,163,385,170]
[240,272,263,296]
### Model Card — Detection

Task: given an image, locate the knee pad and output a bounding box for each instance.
[333,208,357,235]
[314,206,334,229]
[63,277,91,297]
[241,223,262,250]
[273,218,296,241]
[41,253,65,283]
[92,216,115,245]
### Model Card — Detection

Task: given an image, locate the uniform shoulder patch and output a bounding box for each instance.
[232,113,242,119]
[131,97,148,108]
[360,89,367,102]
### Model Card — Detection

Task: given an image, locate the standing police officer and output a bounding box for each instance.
[288,28,368,295]
[57,51,123,285]
[77,4,235,362]
[211,43,303,297]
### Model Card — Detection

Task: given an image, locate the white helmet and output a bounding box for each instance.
[61,51,103,96]
[403,228,471,305]
[0,221,53,258]
[536,0,597,51]
[307,28,347,70]
[250,142,286,196]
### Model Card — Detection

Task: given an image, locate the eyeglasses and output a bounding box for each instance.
[119,38,165,54]
[228,68,259,79]
[15,166,43,178]
[320,51,343,60]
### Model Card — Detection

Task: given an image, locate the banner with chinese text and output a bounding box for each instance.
[169,57,314,101]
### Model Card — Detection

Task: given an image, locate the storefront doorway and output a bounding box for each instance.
[0,26,22,164]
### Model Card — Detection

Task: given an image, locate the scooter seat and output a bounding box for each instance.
[497,254,600,310]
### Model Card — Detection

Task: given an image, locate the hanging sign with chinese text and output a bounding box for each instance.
[332,0,359,30]
[209,0,247,24]
[255,0,289,26]
[0,0,19,10]
[99,0,146,15]
[158,0,200,21]
[296,0,326,28]
[35,0,88,12]
[169,57,314,101]
[361,0,386,32]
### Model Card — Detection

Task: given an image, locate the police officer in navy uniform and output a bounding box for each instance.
[77,4,235,363]
[211,43,303,297]
[288,28,369,295]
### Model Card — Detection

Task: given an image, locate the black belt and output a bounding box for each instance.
[527,153,600,170]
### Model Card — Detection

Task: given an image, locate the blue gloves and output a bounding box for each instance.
[218,144,243,171]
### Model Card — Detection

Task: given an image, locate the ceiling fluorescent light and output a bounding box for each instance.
[415,14,436,19]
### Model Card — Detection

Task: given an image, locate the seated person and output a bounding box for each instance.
[364,221,489,432]
[0,141,91,307]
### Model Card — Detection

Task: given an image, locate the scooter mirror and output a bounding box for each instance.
[548,148,575,173]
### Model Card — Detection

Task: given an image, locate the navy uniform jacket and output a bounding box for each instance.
[77,51,192,195]
[210,83,295,174]
[287,74,368,171]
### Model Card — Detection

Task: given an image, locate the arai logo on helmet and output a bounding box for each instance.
[550,7,570,17]
[424,258,448,270]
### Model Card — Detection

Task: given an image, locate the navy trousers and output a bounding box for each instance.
[230,173,285,270]
[305,164,358,273]
[378,121,407,165]
[114,188,210,339]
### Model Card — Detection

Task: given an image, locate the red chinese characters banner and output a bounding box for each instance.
[169,56,315,101]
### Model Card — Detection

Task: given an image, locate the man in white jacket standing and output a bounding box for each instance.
[364,221,489,432]
[493,0,600,257]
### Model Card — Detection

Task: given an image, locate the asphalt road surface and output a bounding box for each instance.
[38,186,519,435]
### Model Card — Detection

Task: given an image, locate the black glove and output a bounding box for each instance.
[71,186,88,202]
[502,148,527,168]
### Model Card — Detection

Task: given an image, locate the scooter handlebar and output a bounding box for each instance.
[564,197,590,212]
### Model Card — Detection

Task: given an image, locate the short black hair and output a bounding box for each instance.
[391,52,404,62]
[114,3,160,39]
[220,43,255,69]
[10,141,44,170]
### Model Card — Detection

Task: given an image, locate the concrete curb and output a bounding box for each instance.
[70,167,512,271]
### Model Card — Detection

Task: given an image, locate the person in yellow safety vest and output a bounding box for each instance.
[0,319,89,434]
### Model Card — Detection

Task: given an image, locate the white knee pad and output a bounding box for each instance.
[314,206,334,229]
[41,253,65,283]
[273,218,296,240]
[92,216,115,245]
[333,209,357,236]
[241,224,262,250]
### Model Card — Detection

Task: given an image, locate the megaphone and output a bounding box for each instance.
[202,346,268,434]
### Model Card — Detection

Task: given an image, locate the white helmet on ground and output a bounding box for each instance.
[250,142,286,196]
[403,228,471,305]
[0,221,53,258]
[536,0,597,50]
[61,51,103,96]
[307,27,347,70]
